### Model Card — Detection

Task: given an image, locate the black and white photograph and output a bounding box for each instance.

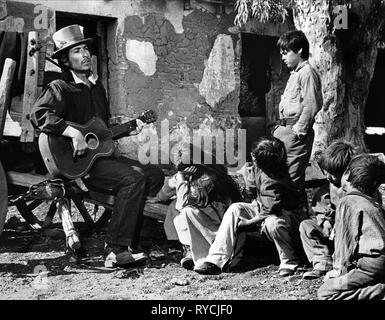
[1,0,385,310]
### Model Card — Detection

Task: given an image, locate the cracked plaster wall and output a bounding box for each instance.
[6,0,243,165]
[112,4,241,164]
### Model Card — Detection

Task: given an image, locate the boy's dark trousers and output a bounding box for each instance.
[273,125,314,192]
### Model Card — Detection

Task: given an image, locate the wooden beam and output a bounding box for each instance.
[83,191,168,221]
[0,58,16,139]
[96,21,109,97]
[20,32,40,143]
[142,202,168,221]
[6,171,49,187]
[3,110,21,137]
[91,55,98,77]
[37,38,47,88]
[0,160,7,236]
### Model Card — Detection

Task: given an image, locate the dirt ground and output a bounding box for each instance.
[0,197,325,301]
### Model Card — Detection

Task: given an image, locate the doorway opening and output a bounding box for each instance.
[239,33,288,160]
[365,35,385,153]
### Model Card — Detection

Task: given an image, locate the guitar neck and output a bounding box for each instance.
[110,119,138,140]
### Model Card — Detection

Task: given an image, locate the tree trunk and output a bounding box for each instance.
[293,0,385,157]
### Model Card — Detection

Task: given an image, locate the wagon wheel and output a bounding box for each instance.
[0,160,7,236]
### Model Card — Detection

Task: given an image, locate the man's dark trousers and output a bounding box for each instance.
[85,156,164,248]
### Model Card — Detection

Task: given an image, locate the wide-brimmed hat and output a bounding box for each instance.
[51,24,93,60]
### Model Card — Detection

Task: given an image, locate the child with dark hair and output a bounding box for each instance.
[318,154,385,300]
[193,136,307,276]
[300,141,357,279]
[277,30,310,60]
[273,30,323,196]
[156,161,242,270]
[318,141,357,187]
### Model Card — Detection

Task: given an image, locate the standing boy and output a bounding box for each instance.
[274,30,323,192]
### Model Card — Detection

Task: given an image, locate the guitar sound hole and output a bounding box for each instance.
[85,132,99,150]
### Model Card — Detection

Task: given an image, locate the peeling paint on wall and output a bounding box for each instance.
[199,34,235,108]
[125,39,158,76]
[164,0,184,34]
[0,16,24,32]
[0,0,7,19]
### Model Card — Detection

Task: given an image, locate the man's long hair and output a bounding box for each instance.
[56,51,71,73]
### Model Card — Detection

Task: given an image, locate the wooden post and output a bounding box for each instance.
[57,198,81,251]
[91,55,98,78]
[0,58,16,139]
[20,32,40,143]
[0,160,7,236]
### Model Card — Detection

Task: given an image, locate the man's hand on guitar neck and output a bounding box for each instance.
[129,119,145,136]
[62,126,88,158]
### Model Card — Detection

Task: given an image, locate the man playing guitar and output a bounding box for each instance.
[31,25,164,268]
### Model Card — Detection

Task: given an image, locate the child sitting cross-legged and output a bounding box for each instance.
[193,136,308,277]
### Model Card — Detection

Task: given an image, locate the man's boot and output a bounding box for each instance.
[104,243,147,268]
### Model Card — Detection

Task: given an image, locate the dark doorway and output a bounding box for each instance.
[239,33,274,117]
[365,45,385,153]
[240,33,279,160]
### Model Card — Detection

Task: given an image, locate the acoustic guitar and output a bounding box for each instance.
[38,110,157,179]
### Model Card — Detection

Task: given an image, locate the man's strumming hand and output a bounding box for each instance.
[63,126,88,158]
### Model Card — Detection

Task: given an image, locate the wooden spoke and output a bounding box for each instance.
[72,198,95,230]
[15,199,43,230]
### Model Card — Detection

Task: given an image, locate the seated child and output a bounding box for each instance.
[155,163,242,270]
[300,141,357,279]
[193,136,308,277]
[318,154,385,300]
